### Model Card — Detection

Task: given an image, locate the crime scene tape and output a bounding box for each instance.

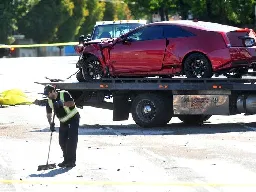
[0,42,78,48]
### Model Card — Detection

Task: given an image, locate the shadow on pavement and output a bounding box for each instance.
[30,121,256,136]
[30,127,60,133]
[29,167,73,177]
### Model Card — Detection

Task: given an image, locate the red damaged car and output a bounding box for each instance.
[75,20,256,81]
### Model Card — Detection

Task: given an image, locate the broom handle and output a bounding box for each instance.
[46,113,56,165]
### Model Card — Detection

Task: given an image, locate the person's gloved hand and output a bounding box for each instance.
[53,100,63,109]
[50,122,55,132]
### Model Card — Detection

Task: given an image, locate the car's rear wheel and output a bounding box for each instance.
[183,53,213,78]
[81,55,104,81]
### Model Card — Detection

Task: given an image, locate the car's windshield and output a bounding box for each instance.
[91,23,143,40]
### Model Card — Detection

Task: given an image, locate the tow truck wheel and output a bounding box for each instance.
[177,115,212,125]
[82,55,104,81]
[131,93,172,128]
[183,53,213,78]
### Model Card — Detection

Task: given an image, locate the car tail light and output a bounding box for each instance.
[223,29,255,47]
[219,32,231,47]
[10,47,15,52]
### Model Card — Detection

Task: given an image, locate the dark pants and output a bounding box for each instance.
[59,114,80,164]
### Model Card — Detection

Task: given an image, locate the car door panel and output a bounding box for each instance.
[163,38,184,66]
[110,39,166,72]
[162,25,196,67]
[109,25,166,73]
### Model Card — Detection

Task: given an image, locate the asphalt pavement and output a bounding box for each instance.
[0,56,256,192]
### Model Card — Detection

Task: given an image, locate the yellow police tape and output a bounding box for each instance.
[0,42,78,48]
[0,179,256,187]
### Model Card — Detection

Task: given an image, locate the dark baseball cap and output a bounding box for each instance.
[43,84,55,95]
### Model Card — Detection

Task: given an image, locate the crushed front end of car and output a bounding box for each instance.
[74,37,117,81]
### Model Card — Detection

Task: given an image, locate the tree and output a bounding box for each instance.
[148,0,176,21]
[103,2,115,20]
[0,0,39,44]
[226,0,254,27]
[125,0,177,21]
[77,0,106,37]
[17,0,74,43]
[180,0,255,27]
[56,0,88,42]
[125,0,152,20]
[114,1,132,20]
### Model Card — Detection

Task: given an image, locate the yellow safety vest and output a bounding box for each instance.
[48,90,78,123]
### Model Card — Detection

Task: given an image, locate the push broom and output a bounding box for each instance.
[37,113,57,171]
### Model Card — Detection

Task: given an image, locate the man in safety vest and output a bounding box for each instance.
[43,84,80,168]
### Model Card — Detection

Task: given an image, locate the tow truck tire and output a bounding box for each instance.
[76,70,86,82]
[178,115,212,125]
[131,93,172,128]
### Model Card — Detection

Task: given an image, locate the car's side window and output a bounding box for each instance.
[126,28,144,41]
[163,25,195,38]
[126,26,164,42]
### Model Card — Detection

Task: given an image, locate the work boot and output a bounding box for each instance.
[58,161,67,167]
[65,162,76,168]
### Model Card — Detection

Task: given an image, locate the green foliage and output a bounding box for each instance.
[125,0,151,19]
[179,0,255,26]
[17,0,74,43]
[226,0,255,26]
[114,2,132,20]
[103,2,115,20]
[77,0,106,37]
[56,0,88,42]
[0,0,39,44]
[1,0,256,44]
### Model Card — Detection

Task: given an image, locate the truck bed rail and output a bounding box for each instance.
[35,77,256,91]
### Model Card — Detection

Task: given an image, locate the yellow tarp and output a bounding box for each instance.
[0,89,34,106]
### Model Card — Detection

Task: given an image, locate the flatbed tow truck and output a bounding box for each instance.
[36,77,256,128]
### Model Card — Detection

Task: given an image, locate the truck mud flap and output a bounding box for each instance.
[113,95,130,121]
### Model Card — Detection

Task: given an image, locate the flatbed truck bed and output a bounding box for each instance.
[36,77,256,128]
